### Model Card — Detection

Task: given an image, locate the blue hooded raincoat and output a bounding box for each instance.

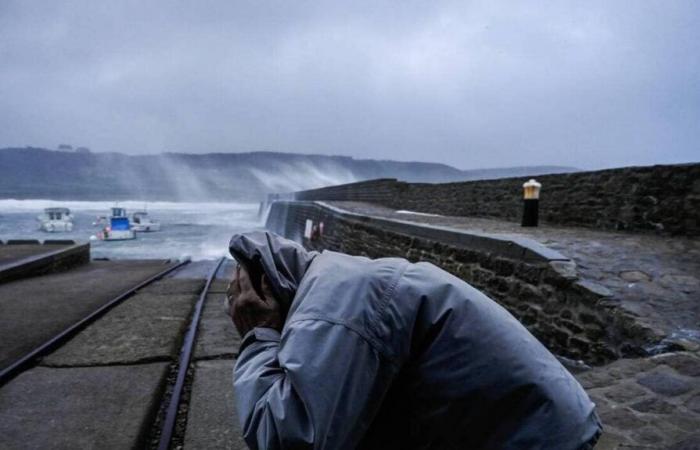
[229,231,601,450]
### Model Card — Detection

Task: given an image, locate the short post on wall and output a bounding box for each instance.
[521,179,541,227]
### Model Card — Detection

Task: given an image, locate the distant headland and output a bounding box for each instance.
[0,146,577,201]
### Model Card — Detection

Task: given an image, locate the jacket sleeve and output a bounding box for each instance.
[233,319,397,450]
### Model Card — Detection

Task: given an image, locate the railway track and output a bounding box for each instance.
[156,256,225,450]
[0,259,191,387]
[0,257,238,449]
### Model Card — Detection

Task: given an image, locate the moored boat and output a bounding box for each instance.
[130,211,161,232]
[37,207,74,232]
[97,207,135,241]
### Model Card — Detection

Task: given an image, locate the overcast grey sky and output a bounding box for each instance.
[0,1,698,170]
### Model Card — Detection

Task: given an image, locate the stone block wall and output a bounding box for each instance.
[291,163,700,236]
[267,201,659,365]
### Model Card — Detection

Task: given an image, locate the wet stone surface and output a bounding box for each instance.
[193,263,239,358]
[577,351,700,448]
[184,359,247,450]
[0,260,178,370]
[0,363,169,450]
[195,293,240,358]
[41,286,198,366]
[138,277,205,295]
[637,371,693,397]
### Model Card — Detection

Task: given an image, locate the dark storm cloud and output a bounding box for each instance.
[0,0,698,169]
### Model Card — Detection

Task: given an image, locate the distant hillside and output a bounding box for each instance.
[0,147,578,201]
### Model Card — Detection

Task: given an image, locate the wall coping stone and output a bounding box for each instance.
[0,242,90,284]
[316,201,570,264]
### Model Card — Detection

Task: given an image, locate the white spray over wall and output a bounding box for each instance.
[249,161,357,193]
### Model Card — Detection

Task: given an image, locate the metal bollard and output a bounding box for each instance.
[521,179,541,227]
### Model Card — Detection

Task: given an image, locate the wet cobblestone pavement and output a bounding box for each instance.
[578,351,700,449]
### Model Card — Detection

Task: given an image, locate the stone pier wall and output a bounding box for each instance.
[266,201,659,365]
[0,241,90,284]
[289,163,700,236]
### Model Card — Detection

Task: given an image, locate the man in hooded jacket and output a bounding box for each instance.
[227,231,601,450]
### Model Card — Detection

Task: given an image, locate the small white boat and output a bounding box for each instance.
[38,207,74,232]
[97,207,135,241]
[130,211,161,232]
[92,215,108,227]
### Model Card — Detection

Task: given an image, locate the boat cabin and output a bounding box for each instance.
[44,207,71,221]
[132,211,148,224]
[111,207,127,218]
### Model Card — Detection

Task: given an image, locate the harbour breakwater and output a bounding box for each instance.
[284,163,700,236]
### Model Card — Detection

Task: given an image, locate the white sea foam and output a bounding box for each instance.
[0,199,263,261]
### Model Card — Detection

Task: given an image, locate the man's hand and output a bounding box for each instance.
[227,265,283,337]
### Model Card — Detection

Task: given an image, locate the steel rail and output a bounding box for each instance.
[0,259,191,387]
[157,256,225,450]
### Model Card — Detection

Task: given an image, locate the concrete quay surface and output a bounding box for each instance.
[41,290,200,366]
[0,363,170,449]
[184,359,246,450]
[327,201,700,347]
[0,259,177,370]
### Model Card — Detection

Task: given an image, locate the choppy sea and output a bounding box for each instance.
[0,199,264,260]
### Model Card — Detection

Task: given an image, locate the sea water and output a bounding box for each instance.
[0,199,263,260]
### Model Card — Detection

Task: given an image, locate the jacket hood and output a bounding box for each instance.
[229,231,318,309]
